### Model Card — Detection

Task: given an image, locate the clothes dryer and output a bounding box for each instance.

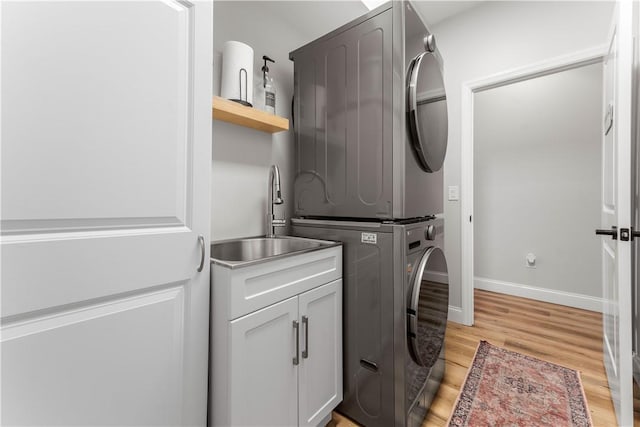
[289,1,447,220]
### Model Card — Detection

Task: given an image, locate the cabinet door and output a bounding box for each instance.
[298,280,343,426]
[230,296,299,426]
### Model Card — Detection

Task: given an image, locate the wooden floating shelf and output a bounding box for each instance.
[212,96,289,134]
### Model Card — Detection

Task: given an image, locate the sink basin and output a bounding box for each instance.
[211,236,339,268]
[212,237,323,261]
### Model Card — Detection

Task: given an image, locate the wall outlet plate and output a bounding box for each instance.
[525,253,537,268]
[448,186,459,201]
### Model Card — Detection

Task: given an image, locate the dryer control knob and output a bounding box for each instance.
[425,225,436,241]
[424,34,436,53]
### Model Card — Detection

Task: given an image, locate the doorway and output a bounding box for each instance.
[460,47,607,325]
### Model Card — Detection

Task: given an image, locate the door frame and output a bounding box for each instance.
[459,45,607,326]
[634,0,640,384]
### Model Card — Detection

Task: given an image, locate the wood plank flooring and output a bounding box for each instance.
[633,379,640,426]
[330,289,617,427]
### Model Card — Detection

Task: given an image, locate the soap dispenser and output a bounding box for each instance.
[260,55,276,114]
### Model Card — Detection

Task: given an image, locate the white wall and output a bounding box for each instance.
[212,1,293,241]
[474,63,602,304]
[432,1,614,309]
[212,1,366,241]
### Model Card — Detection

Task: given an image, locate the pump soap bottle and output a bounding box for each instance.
[260,55,276,114]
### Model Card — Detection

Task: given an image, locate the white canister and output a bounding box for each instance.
[221,41,254,106]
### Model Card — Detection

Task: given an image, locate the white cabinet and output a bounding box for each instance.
[228,281,342,427]
[298,281,343,426]
[229,296,299,427]
[211,245,343,427]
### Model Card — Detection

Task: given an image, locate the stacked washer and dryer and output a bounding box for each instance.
[289,2,449,426]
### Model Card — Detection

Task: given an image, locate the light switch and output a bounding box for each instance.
[448,186,459,201]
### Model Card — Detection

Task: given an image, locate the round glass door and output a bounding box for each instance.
[407,246,449,368]
[406,44,448,173]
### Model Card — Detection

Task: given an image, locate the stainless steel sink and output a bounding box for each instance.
[211,236,339,268]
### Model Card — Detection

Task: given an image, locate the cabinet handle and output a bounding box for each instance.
[293,320,299,366]
[302,316,309,359]
[197,235,205,272]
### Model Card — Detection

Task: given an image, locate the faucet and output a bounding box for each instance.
[267,164,286,237]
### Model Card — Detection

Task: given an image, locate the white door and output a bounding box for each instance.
[298,280,343,427]
[1,1,212,425]
[599,1,634,425]
[229,297,299,427]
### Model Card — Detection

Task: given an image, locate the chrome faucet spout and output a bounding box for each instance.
[267,165,286,237]
[273,167,283,205]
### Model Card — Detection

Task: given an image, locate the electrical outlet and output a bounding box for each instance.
[525,253,536,268]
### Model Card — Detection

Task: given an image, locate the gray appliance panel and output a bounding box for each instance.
[292,9,393,219]
[292,218,447,427]
[291,2,445,220]
[292,220,398,426]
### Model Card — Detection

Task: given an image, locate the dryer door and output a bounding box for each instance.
[407,246,449,368]
[406,43,448,173]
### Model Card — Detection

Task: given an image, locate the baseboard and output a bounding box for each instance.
[474,276,603,313]
[448,305,464,324]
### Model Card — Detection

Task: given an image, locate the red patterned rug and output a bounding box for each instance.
[447,341,593,427]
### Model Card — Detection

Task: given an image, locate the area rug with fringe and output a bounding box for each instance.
[447,340,592,427]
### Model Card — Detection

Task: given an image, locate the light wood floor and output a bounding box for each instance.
[330,289,617,427]
[633,379,640,426]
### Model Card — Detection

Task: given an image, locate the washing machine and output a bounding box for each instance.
[291,217,448,427]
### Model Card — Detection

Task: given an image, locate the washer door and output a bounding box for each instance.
[407,246,449,368]
[406,46,448,173]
